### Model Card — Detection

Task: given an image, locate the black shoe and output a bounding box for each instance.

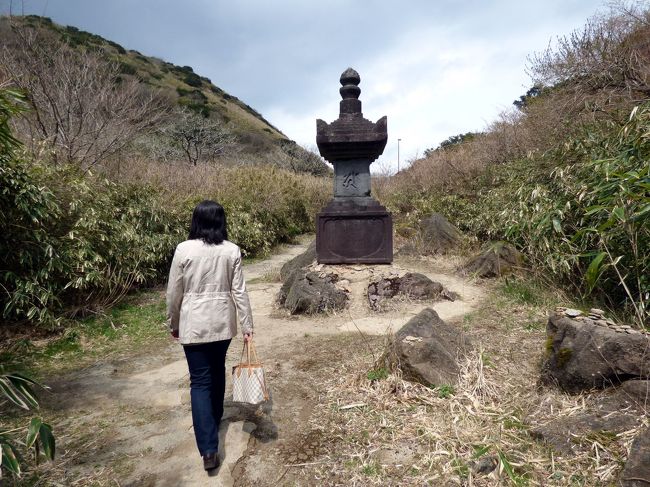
[203,452,220,471]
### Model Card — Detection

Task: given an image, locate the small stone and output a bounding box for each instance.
[565,308,582,318]
[606,320,616,326]
[472,455,498,475]
[588,314,601,320]
[621,325,632,330]
[590,308,605,316]
[595,320,607,326]
[625,329,634,334]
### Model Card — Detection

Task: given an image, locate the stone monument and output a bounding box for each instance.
[315,68,393,264]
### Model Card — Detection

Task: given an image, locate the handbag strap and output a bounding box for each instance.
[238,339,262,375]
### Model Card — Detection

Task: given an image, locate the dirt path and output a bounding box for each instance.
[46,241,487,486]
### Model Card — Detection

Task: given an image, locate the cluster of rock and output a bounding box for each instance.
[278,241,348,315]
[367,272,458,310]
[278,269,348,315]
[398,212,521,278]
[561,307,647,335]
[541,307,649,485]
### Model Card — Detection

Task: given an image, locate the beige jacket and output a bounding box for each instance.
[166,239,253,345]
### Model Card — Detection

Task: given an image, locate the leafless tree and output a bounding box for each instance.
[160,108,239,165]
[0,21,169,168]
[527,6,650,104]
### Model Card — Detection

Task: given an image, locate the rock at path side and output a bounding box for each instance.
[393,308,472,387]
[543,312,650,393]
[462,241,522,278]
[418,213,463,254]
[367,275,401,309]
[280,240,316,281]
[279,270,347,315]
[531,386,648,456]
[621,427,650,486]
[398,272,444,299]
[367,273,458,310]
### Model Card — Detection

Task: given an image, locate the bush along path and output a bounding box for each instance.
[6,239,647,486]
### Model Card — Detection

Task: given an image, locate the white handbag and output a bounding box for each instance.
[232,340,269,404]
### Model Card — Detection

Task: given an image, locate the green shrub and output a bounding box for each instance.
[183,72,202,87]
[502,104,649,325]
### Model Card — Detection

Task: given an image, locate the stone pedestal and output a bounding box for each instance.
[315,68,393,264]
[317,198,392,264]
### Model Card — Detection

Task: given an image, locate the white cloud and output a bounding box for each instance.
[9,0,608,173]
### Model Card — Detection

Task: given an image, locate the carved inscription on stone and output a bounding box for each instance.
[334,160,371,198]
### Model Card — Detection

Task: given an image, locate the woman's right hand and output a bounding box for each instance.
[243,332,252,343]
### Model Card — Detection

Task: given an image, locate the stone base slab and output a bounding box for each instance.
[316,198,393,264]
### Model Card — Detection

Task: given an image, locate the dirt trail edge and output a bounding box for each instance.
[46,241,486,487]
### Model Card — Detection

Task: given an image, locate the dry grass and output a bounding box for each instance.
[295,290,648,486]
[105,156,330,213]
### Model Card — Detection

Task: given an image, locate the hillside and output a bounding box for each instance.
[0,15,326,171]
[20,15,282,144]
[376,5,650,326]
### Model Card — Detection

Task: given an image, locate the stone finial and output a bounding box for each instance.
[316,67,387,162]
[339,68,361,115]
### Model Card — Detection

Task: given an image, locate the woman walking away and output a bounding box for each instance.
[166,200,253,472]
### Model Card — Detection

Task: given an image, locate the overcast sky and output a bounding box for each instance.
[2,0,609,172]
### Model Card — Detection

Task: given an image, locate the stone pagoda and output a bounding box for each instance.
[315,68,393,264]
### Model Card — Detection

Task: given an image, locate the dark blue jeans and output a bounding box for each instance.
[183,339,231,456]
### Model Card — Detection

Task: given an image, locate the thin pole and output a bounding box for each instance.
[397,138,401,173]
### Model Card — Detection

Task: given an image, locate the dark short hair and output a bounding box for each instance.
[188,200,228,245]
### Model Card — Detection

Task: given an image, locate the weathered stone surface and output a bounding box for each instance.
[462,241,522,278]
[621,380,650,406]
[418,213,462,254]
[367,273,457,310]
[393,308,471,386]
[621,427,650,486]
[367,276,401,309]
[398,272,444,299]
[317,199,392,264]
[316,68,387,163]
[531,387,647,456]
[280,270,347,315]
[543,313,650,392]
[280,240,316,281]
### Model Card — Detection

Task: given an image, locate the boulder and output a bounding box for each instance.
[621,427,650,486]
[393,308,471,386]
[368,273,457,310]
[398,272,444,299]
[280,270,347,315]
[280,240,316,281]
[462,241,522,278]
[418,213,463,254]
[542,312,650,393]
[367,276,401,310]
